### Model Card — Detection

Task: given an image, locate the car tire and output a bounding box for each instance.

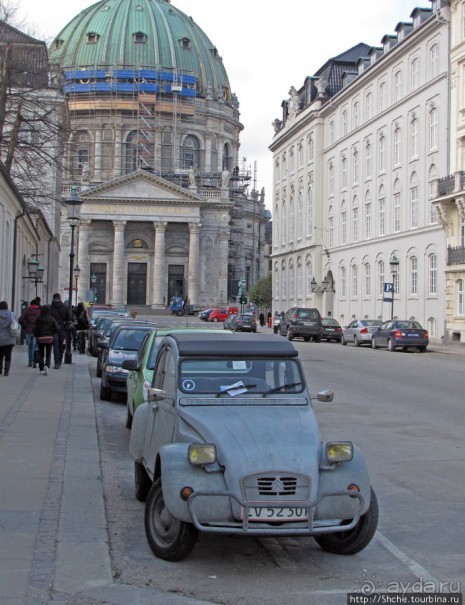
[341,336,347,346]
[286,329,294,341]
[135,461,151,502]
[314,487,379,555]
[145,478,198,561]
[96,360,102,378]
[313,336,321,343]
[126,405,133,429]
[354,335,361,347]
[99,383,112,401]
[212,317,218,322]
[387,339,396,352]
[371,338,378,349]
[303,336,310,342]
[418,346,427,353]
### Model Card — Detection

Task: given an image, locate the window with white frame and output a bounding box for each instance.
[458,280,464,315]
[352,264,358,297]
[394,127,401,165]
[364,262,371,297]
[353,150,359,183]
[410,181,418,229]
[365,142,372,179]
[430,44,439,79]
[379,81,387,111]
[409,256,418,295]
[353,101,359,129]
[341,204,347,244]
[329,121,335,145]
[394,70,402,102]
[342,110,348,136]
[365,199,372,239]
[411,58,420,90]
[282,201,287,245]
[353,203,359,242]
[341,156,347,189]
[429,164,438,224]
[378,194,385,236]
[281,263,287,298]
[307,181,313,238]
[298,141,304,166]
[378,135,385,172]
[394,192,401,232]
[289,147,295,173]
[366,92,373,120]
[429,108,438,150]
[378,260,385,296]
[410,118,419,158]
[340,266,347,297]
[308,134,314,161]
[297,260,303,299]
[306,257,313,297]
[328,212,334,248]
[427,317,437,337]
[394,269,400,296]
[289,189,294,243]
[289,262,295,300]
[328,161,335,196]
[429,253,437,295]
[282,152,287,177]
[274,202,279,247]
[297,189,303,239]
[274,266,279,299]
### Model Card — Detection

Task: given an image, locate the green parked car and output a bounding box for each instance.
[124,328,229,429]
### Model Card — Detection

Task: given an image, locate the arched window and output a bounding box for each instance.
[457,280,464,315]
[353,101,359,128]
[341,201,347,245]
[72,130,91,175]
[364,262,371,298]
[306,256,313,298]
[328,161,335,196]
[378,260,385,297]
[352,264,358,297]
[353,150,359,184]
[394,127,402,165]
[379,82,387,111]
[297,189,303,239]
[352,196,359,242]
[393,179,401,233]
[378,185,386,236]
[281,262,287,299]
[308,135,314,161]
[430,44,439,79]
[427,317,437,337]
[411,58,420,90]
[182,135,201,169]
[328,206,334,247]
[409,256,418,295]
[342,110,348,136]
[125,131,138,173]
[365,142,372,179]
[329,121,335,145]
[410,118,419,158]
[289,261,295,301]
[365,191,372,239]
[281,201,287,245]
[222,142,231,171]
[394,70,402,102]
[378,134,386,173]
[429,253,437,295]
[429,164,438,224]
[307,178,313,238]
[366,92,372,119]
[410,172,418,229]
[289,187,295,243]
[429,108,438,150]
[210,136,218,172]
[340,266,347,297]
[274,202,280,248]
[297,259,303,299]
[341,156,347,189]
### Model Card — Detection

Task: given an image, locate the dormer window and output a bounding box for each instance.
[180,37,190,49]
[210,47,219,58]
[54,39,64,50]
[133,31,147,44]
[86,32,99,44]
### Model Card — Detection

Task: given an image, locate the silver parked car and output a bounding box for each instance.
[341,319,383,347]
[129,332,378,561]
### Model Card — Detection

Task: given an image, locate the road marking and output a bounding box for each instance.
[376,531,439,582]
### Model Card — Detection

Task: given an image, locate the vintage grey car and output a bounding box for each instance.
[129,332,378,561]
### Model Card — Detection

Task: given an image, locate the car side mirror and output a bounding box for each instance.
[147,387,166,401]
[122,359,139,371]
[315,389,334,403]
[97,342,109,349]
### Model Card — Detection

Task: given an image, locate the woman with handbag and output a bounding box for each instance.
[0,300,17,376]
[33,305,59,376]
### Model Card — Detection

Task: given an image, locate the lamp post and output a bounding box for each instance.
[24,256,46,298]
[63,186,83,364]
[74,264,81,305]
[91,272,97,303]
[389,254,399,320]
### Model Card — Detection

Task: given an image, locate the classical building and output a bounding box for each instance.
[432,0,465,344]
[49,0,267,308]
[270,0,449,341]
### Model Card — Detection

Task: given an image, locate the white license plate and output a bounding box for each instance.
[246,506,309,521]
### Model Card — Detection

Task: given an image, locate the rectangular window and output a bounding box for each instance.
[353,207,359,242]
[365,203,372,239]
[410,187,418,228]
[394,193,401,232]
[379,198,385,236]
[429,255,437,295]
[341,211,347,245]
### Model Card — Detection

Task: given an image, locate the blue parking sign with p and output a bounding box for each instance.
[384,283,393,292]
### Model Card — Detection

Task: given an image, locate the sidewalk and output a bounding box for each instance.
[0,344,214,605]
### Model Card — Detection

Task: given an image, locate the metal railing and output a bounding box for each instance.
[447,246,465,265]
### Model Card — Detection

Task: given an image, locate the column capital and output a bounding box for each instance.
[153,221,168,233]
[188,222,201,235]
[219,228,230,241]
[79,219,92,230]
[113,220,127,232]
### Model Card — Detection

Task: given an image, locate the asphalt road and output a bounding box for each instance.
[90,324,464,605]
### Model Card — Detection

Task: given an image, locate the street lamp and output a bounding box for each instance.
[63,185,83,364]
[24,256,46,298]
[91,272,97,302]
[74,264,81,305]
[389,254,400,320]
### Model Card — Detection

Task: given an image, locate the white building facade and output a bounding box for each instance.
[271,0,449,341]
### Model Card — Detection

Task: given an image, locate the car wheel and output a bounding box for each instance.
[126,405,133,429]
[145,478,198,561]
[286,329,294,341]
[371,338,378,349]
[313,336,321,343]
[212,317,218,322]
[314,487,379,555]
[96,360,102,378]
[135,461,151,502]
[341,336,347,346]
[387,339,396,352]
[354,335,361,347]
[99,383,112,401]
[418,346,427,353]
[303,336,310,342]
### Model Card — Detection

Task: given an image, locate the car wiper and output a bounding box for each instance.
[216,382,257,397]
[262,382,302,397]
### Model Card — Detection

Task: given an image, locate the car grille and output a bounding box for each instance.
[242,473,310,501]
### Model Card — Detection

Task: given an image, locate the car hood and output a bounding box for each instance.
[177,403,320,478]
[108,350,138,366]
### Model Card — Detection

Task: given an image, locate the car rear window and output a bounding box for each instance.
[364,320,383,326]
[322,318,338,326]
[113,329,151,351]
[296,309,319,320]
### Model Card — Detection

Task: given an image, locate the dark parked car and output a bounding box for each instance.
[223,313,237,329]
[229,313,257,333]
[199,309,213,321]
[88,312,118,356]
[320,318,342,342]
[278,307,322,342]
[342,319,383,347]
[371,320,429,352]
[99,323,158,401]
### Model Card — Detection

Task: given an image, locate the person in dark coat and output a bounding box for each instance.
[0,300,17,376]
[33,305,59,375]
[49,293,72,369]
[19,298,41,367]
[259,312,265,327]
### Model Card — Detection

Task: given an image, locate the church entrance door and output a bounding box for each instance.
[127,262,147,305]
[168,264,185,302]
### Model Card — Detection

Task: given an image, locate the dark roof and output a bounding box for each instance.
[0,20,49,88]
[167,332,298,358]
[314,42,371,99]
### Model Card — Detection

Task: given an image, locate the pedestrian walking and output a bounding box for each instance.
[0,300,17,376]
[19,298,41,367]
[33,305,59,375]
[259,311,265,327]
[49,293,72,368]
[74,302,89,354]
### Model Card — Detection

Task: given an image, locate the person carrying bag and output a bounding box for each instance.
[0,300,17,376]
[33,305,59,376]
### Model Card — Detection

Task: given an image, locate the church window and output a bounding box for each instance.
[133,32,147,44]
[180,37,191,49]
[86,32,99,44]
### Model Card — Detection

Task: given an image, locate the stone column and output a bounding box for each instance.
[218,228,229,303]
[77,220,91,302]
[152,222,167,308]
[112,221,126,305]
[188,223,200,305]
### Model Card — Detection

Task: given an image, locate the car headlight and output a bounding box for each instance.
[326,441,353,463]
[188,444,216,466]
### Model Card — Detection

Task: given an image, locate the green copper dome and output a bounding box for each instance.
[49,0,232,101]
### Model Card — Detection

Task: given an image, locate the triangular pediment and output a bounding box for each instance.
[79,170,204,204]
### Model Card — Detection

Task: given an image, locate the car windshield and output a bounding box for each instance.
[112,329,150,351]
[179,358,304,397]
[394,321,423,329]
